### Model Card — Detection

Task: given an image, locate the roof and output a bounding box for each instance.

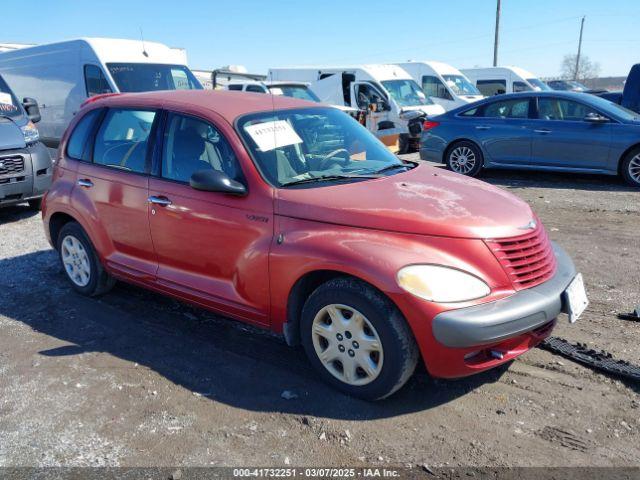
[400,61,462,75]
[86,89,320,122]
[0,38,187,66]
[271,64,412,81]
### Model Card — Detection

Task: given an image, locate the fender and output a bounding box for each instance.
[269,215,512,337]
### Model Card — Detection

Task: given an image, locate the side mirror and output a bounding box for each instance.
[583,112,609,123]
[22,97,41,123]
[189,169,247,196]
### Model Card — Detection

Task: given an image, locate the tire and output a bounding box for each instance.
[27,198,42,211]
[300,277,419,400]
[445,141,484,177]
[56,222,115,296]
[621,147,640,187]
[398,135,409,155]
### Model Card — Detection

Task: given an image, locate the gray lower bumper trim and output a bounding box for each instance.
[432,242,577,348]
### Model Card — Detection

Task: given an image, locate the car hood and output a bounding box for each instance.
[0,118,26,150]
[275,163,535,239]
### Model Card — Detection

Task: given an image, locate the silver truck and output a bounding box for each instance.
[0,73,51,210]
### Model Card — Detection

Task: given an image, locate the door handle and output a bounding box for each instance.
[534,129,552,134]
[147,195,172,207]
[475,125,491,130]
[77,179,93,188]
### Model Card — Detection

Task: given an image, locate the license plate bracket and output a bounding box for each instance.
[563,273,588,323]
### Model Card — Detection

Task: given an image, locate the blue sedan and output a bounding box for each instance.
[420,91,640,187]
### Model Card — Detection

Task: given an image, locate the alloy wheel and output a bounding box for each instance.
[449,146,477,174]
[629,154,640,184]
[311,304,384,386]
[61,235,91,287]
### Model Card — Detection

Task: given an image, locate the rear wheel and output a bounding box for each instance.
[621,148,640,187]
[445,141,483,177]
[300,278,419,400]
[57,222,115,296]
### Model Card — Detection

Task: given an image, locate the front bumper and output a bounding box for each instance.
[0,142,52,206]
[432,242,576,348]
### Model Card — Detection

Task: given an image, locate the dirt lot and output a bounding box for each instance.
[0,159,639,469]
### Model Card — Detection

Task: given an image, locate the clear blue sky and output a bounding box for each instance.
[3,0,638,77]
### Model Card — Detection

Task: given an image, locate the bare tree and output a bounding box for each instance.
[560,54,601,82]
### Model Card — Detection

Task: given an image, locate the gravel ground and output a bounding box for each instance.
[0,159,638,469]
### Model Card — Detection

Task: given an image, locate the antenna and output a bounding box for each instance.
[139,27,149,57]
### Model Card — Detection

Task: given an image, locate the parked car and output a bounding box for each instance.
[0,38,202,154]
[546,79,606,95]
[0,73,51,209]
[269,64,446,152]
[462,66,551,96]
[595,63,640,113]
[42,90,586,399]
[420,91,640,187]
[396,61,484,111]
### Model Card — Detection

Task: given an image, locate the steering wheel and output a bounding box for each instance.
[318,148,350,170]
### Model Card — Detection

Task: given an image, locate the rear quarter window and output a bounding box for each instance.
[66,109,102,161]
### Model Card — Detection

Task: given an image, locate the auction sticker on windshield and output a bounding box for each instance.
[244,120,303,152]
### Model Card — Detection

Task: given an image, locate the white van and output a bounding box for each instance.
[461,66,551,97]
[397,61,484,110]
[269,64,445,152]
[0,38,202,151]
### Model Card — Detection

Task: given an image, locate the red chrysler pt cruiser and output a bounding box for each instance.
[42,90,588,400]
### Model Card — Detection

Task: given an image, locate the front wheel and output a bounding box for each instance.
[445,141,483,177]
[300,278,419,400]
[621,148,640,187]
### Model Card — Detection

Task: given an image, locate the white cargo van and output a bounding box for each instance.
[396,61,483,111]
[269,64,445,152]
[461,66,551,97]
[0,38,202,151]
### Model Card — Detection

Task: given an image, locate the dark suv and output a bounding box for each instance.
[0,74,51,210]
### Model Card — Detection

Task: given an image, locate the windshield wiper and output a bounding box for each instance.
[373,162,414,175]
[281,174,380,187]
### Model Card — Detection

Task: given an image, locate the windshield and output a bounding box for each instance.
[527,78,551,91]
[269,85,321,102]
[0,75,23,119]
[106,63,203,92]
[238,107,407,187]
[568,81,588,91]
[442,75,481,96]
[585,95,640,122]
[381,79,433,107]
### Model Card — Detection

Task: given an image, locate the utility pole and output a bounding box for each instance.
[574,16,585,80]
[493,0,501,66]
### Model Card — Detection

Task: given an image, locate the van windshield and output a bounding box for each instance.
[527,78,551,91]
[106,63,203,92]
[442,75,481,95]
[0,75,22,119]
[269,85,321,102]
[238,107,408,188]
[381,79,434,107]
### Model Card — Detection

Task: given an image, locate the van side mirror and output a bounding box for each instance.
[189,169,247,196]
[22,97,41,123]
[583,112,609,123]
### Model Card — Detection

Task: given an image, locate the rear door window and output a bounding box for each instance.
[482,98,530,118]
[67,109,102,161]
[84,65,113,97]
[477,79,507,96]
[93,109,157,173]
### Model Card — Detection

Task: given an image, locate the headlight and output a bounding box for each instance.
[21,121,40,145]
[397,265,490,303]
